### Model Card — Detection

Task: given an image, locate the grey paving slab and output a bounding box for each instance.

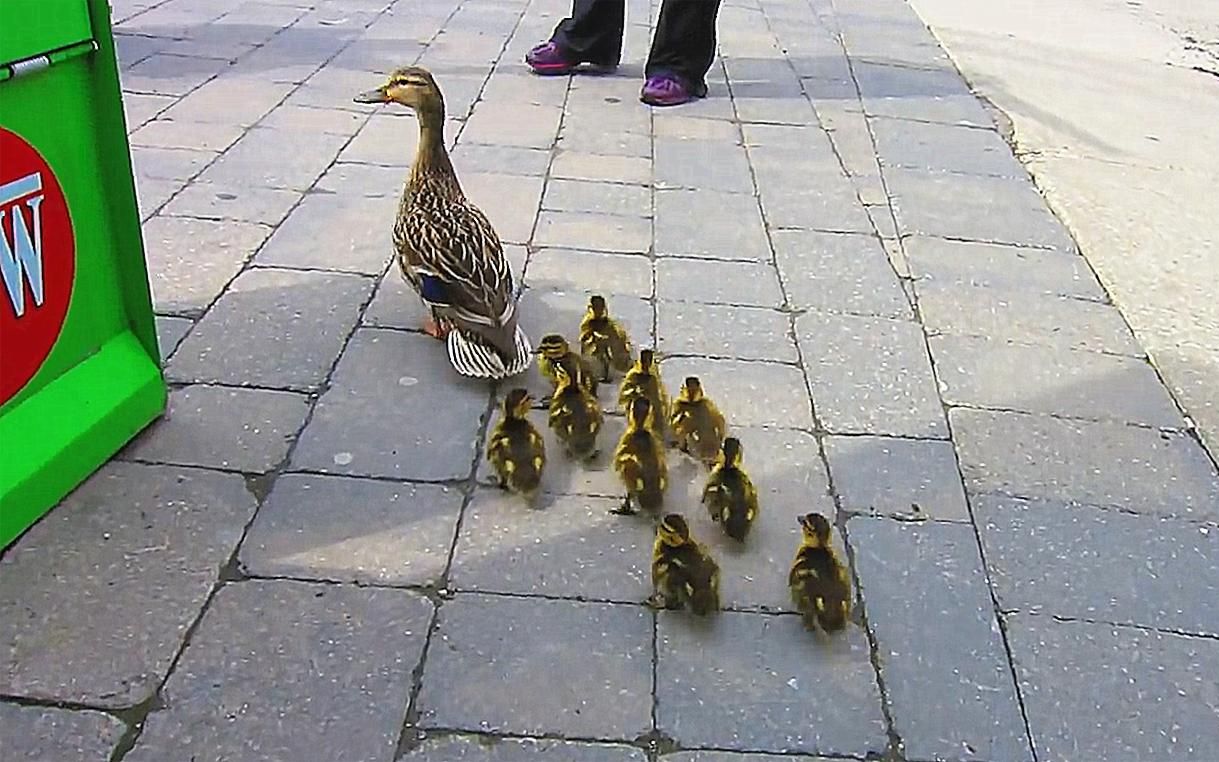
[551,151,651,184]
[931,334,1184,427]
[121,53,230,97]
[197,126,350,191]
[662,358,815,430]
[0,703,125,762]
[755,176,875,235]
[658,301,798,363]
[525,247,652,298]
[887,168,1076,249]
[917,281,1142,356]
[771,230,911,318]
[317,161,408,197]
[123,384,309,473]
[131,118,245,153]
[654,137,755,194]
[656,610,887,755]
[133,176,182,221]
[126,580,431,762]
[155,314,192,362]
[951,409,1219,520]
[558,125,654,159]
[122,92,176,130]
[864,203,899,239]
[824,435,969,521]
[161,180,302,226]
[904,236,1105,300]
[292,328,488,481]
[133,142,212,181]
[159,77,294,127]
[796,311,948,438]
[241,474,465,587]
[654,189,772,261]
[0,462,254,707]
[853,62,993,128]
[339,114,430,167]
[258,104,367,136]
[254,190,398,274]
[653,113,742,141]
[462,102,562,149]
[542,178,652,218]
[735,95,821,126]
[1006,615,1219,762]
[461,172,546,246]
[141,214,272,316]
[401,736,647,761]
[870,117,1025,178]
[450,492,653,601]
[417,594,652,739]
[976,494,1219,636]
[533,210,652,254]
[452,142,552,177]
[849,518,1033,762]
[167,267,374,391]
[661,753,834,762]
[656,257,784,308]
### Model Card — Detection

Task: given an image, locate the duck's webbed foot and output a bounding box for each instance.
[609,495,637,516]
[423,316,449,340]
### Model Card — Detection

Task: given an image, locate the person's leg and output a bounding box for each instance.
[526,0,625,74]
[641,0,722,105]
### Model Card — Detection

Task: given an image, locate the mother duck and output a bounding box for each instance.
[355,66,531,379]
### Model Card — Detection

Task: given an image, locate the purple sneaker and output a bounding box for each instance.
[640,74,700,107]
[525,41,579,75]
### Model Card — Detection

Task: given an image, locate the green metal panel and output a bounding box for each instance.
[0,0,166,548]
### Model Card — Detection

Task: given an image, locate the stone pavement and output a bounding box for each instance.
[2,0,1218,760]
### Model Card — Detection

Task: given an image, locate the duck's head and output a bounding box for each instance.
[637,348,655,373]
[627,396,653,430]
[552,360,578,390]
[503,388,534,419]
[718,436,742,468]
[538,333,570,360]
[587,294,608,318]
[681,376,704,402]
[657,513,691,547]
[355,66,445,118]
[798,512,833,547]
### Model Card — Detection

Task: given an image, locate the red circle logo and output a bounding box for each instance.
[0,127,76,407]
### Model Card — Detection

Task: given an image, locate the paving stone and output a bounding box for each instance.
[258,104,367,136]
[904,236,1105,300]
[159,77,294,126]
[662,358,815,430]
[887,169,1076,250]
[526,248,652,298]
[917,281,1142,356]
[318,161,413,197]
[131,145,217,183]
[756,175,875,234]
[551,151,651,185]
[656,610,887,755]
[853,62,993,128]
[975,495,1219,636]
[771,230,910,318]
[662,753,834,762]
[557,126,654,158]
[742,123,838,155]
[339,114,437,167]
[654,137,754,194]
[291,328,489,481]
[130,118,245,152]
[462,102,562,148]
[931,334,1184,427]
[401,736,648,761]
[417,594,652,738]
[656,258,783,308]
[161,180,301,225]
[124,384,308,473]
[797,311,947,437]
[950,409,1219,520]
[241,474,464,587]
[864,203,899,239]
[167,268,374,391]
[121,53,230,97]
[125,580,431,762]
[255,190,398,274]
[155,314,192,362]
[450,492,653,601]
[735,95,821,125]
[459,172,546,246]
[654,189,771,261]
[849,518,1033,762]
[197,126,350,191]
[0,462,255,707]
[122,92,176,130]
[1006,616,1219,762]
[653,114,742,141]
[452,142,552,177]
[141,215,271,316]
[658,301,798,362]
[533,210,652,253]
[133,176,182,220]
[871,117,1025,178]
[824,435,968,520]
[542,179,652,218]
[0,703,125,761]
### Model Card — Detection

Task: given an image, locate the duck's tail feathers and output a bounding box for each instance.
[447,325,532,379]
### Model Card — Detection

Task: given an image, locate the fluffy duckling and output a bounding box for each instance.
[486,388,545,503]
[537,333,599,398]
[789,512,852,633]
[579,294,634,382]
[670,376,726,465]
[702,437,759,542]
[547,362,603,461]
[611,397,667,515]
[618,348,668,435]
[650,513,720,615]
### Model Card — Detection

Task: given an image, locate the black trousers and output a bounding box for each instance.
[551,0,722,91]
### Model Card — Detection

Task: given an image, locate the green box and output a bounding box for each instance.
[0,0,167,548]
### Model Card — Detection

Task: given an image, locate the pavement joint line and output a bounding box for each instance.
[942,400,1194,433]
[920,330,1148,360]
[1009,612,1219,642]
[966,487,1219,529]
[899,230,1081,254]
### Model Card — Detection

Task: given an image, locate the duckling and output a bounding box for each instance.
[649,513,720,615]
[670,376,726,465]
[486,388,545,503]
[789,512,852,633]
[579,294,634,382]
[702,437,759,542]
[537,333,599,398]
[618,348,668,435]
[611,397,667,515]
[547,362,603,461]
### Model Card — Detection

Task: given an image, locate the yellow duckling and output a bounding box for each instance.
[537,333,598,398]
[702,437,759,542]
[486,388,545,503]
[649,513,721,615]
[670,376,726,465]
[789,512,852,633]
[618,348,668,435]
[579,294,634,382]
[547,362,603,461]
[611,396,667,515]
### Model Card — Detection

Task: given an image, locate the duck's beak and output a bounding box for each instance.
[353,88,387,104]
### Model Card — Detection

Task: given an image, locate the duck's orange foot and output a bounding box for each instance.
[423,316,448,340]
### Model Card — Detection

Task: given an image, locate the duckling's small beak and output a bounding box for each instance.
[353,88,387,104]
